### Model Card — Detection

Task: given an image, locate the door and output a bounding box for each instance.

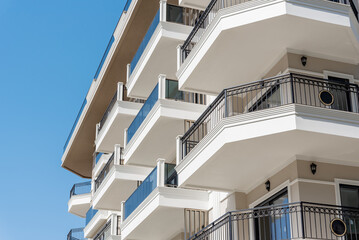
[255,188,290,240]
[340,184,359,240]
[327,76,352,112]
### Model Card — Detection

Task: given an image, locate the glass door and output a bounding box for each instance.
[327,76,352,112]
[255,188,290,240]
[340,184,359,240]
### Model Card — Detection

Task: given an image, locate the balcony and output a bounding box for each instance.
[177,0,359,95]
[95,82,143,153]
[61,0,161,178]
[84,208,111,238]
[188,202,359,240]
[120,159,209,240]
[92,215,121,240]
[123,76,207,167]
[176,73,359,191]
[68,181,91,218]
[67,228,85,240]
[126,1,202,98]
[179,0,210,9]
[92,148,152,211]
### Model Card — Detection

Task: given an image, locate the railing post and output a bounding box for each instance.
[177,45,182,70]
[228,212,233,240]
[290,73,295,104]
[121,201,125,224]
[176,135,183,165]
[300,202,306,239]
[158,74,167,100]
[114,144,122,165]
[117,82,124,101]
[124,128,128,148]
[157,158,166,187]
[160,0,167,22]
[95,123,100,139]
[224,89,228,117]
[126,64,131,83]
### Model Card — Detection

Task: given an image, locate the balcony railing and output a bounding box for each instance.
[124,0,132,12]
[64,98,87,152]
[86,207,98,225]
[98,91,118,133]
[95,152,104,164]
[181,0,359,62]
[94,150,124,192]
[94,36,115,80]
[70,181,91,198]
[127,78,206,144]
[94,221,112,240]
[129,3,202,75]
[188,202,359,240]
[67,228,85,240]
[181,73,359,158]
[124,163,177,219]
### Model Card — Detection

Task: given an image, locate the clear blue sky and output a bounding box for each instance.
[0,0,125,239]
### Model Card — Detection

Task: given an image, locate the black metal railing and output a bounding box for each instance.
[94,150,123,192]
[67,228,85,240]
[69,181,91,198]
[94,220,112,240]
[181,0,359,62]
[188,202,359,240]
[181,73,359,158]
[98,91,118,133]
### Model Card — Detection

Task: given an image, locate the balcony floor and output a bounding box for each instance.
[177,104,359,192]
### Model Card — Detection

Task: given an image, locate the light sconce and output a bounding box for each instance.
[310,163,317,175]
[301,56,307,67]
[265,180,271,192]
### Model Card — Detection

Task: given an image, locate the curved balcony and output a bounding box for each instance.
[176,73,359,191]
[177,0,359,95]
[68,181,92,218]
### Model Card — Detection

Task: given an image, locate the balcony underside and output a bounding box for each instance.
[121,187,208,240]
[177,104,359,192]
[93,165,153,210]
[124,100,207,167]
[62,0,159,178]
[96,101,142,153]
[68,193,91,218]
[127,22,193,99]
[178,0,359,95]
[179,0,210,9]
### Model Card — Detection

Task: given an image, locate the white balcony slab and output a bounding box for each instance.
[93,165,153,211]
[68,193,91,218]
[177,0,359,95]
[123,99,207,167]
[177,104,359,192]
[127,21,194,99]
[95,101,143,153]
[179,0,210,9]
[121,187,209,240]
[84,210,110,238]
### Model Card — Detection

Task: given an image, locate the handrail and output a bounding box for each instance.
[181,73,359,158]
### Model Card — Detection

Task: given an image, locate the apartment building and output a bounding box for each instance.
[64,0,359,239]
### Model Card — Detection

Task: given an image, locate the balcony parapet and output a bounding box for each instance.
[70,181,91,199]
[178,73,359,160]
[188,201,359,240]
[67,228,85,240]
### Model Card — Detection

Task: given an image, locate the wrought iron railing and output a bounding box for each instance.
[70,181,91,198]
[98,91,118,133]
[67,228,85,240]
[94,150,123,192]
[181,73,359,158]
[124,163,177,219]
[94,220,112,240]
[188,202,359,240]
[86,207,98,225]
[63,98,87,152]
[181,0,359,62]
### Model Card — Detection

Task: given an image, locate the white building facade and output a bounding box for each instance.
[64,0,359,240]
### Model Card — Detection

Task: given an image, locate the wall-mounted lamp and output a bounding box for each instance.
[265,180,271,192]
[310,163,317,175]
[301,56,307,67]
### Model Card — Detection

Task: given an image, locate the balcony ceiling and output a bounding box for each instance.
[178,0,359,95]
[61,0,159,178]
